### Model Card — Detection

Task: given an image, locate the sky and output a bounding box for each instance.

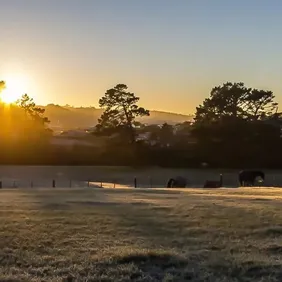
[0,0,282,114]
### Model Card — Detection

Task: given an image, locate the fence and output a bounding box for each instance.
[0,177,152,189]
[0,173,281,189]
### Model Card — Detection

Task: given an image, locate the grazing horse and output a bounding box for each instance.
[238,170,265,186]
[167,176,187,188]
[203,174,223,188]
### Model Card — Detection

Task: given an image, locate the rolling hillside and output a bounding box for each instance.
[41,104,194,130]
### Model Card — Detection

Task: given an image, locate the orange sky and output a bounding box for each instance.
[1,1,282,115]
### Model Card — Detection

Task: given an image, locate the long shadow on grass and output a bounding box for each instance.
[59,250,282,282]
[21,189,282,281]
[92,194,282,281]
[26,188,282,246]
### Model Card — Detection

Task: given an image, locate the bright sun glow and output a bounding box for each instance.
[1,75,29,104]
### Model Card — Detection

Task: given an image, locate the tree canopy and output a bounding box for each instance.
[0,80,51,147]
[17,93,50,126]
[194,82,278,125]
[190,82,282,167]
[0,79,281,168]
[96,84,150,143]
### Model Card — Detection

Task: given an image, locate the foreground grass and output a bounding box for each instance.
[0,187,281,281]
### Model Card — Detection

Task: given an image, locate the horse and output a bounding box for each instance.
[238,170,265,186]
[167,176,187,188]
[203,174,223,188]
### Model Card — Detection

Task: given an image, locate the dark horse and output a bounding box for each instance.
[238,170,265,186]
[167,176,187,188]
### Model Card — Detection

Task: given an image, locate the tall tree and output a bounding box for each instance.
[244,89,278,120]
[17,94,50,126]
[96,84,149,143]
[194,82,278,124]
[15,94,51,143]
[192,82,281,167]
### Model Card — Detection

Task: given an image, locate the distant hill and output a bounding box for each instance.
[40,104,194,130]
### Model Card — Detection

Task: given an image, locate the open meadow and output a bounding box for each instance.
[0,187,281,281]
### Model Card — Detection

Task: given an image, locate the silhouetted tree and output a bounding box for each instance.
[192,82,281,167]
[17,94,50,125]
[159,123,174,147]
[142,123,174,147]
[96,84,149,143]
[194,82,278,125]
[14,94,52,145]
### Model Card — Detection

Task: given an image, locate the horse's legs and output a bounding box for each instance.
[239,176,244,187]
[250,177,256,186]
[167,179,172,188]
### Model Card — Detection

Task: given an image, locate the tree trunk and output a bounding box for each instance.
[122,105,136,143]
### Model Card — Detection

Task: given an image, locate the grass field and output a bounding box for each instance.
[0,187,281,281]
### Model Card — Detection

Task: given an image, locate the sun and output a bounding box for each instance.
[1,75,29,104]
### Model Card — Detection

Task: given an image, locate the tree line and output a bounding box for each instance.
[0,80,281,168]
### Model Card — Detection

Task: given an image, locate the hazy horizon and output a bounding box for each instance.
[40,103,194,116]
[1,1,282,114]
